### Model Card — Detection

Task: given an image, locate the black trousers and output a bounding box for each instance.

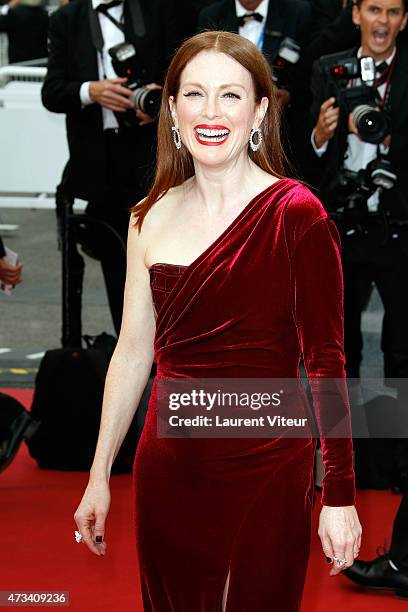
[338,221,408,564]
[339,223,408,381]
[85,126,156,334]
[390,491,408,572]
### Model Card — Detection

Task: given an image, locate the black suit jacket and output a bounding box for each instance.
[309,44,408,220]
[176,0,222,40]
[302,0,348,46]
[198,0,310,66]
[41,0,178,201]
[0,5,48,63]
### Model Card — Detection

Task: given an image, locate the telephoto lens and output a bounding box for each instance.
[130,87,161,117]
[352,104,391,144]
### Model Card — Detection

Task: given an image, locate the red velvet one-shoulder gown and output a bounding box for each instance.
[132,178,356,611]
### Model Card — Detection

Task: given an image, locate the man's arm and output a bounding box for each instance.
[309,58,340,154]
[41,9,83,114]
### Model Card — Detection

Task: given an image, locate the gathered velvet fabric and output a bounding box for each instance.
[133,178,356,611]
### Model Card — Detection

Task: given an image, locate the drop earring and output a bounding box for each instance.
[172,126,182,150]
[249,127,262,152]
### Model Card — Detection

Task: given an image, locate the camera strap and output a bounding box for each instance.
[94,5,125,79]
[95,4,125,32]
[374,55,396,110]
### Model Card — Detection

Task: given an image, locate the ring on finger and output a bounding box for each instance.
[75,530,83,544]
[333,556,347,568]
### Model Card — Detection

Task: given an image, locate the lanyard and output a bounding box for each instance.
[376,55,396,110]
[257,24,265,50]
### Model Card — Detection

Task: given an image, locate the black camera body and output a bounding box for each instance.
[108,42,161,129]
[330,156,397,219]
[271,37,300,90]
[319,54,391,144]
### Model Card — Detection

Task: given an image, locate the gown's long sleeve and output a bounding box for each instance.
[290,215,356,506]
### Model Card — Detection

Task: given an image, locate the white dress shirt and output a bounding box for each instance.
[235,0,269,48]
[79,0,125,129]
[311,47,396,212]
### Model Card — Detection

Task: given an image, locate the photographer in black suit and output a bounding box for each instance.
[198,0,310,168]
[198,0,310,107]
[0,0,48,64]
[42,0,177,337]
[309,0,408,596]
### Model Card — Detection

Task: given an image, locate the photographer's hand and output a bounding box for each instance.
[89,78,134,112]
[135,83,162,126]
[314,97,339,149]
[0,258,23,285]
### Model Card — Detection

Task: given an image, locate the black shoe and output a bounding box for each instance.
[343,547,408,599]
[0,394,40,473]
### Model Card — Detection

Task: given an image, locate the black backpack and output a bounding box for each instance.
[26,333,152,472]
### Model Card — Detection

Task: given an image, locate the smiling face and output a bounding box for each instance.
[353,0,408,61]
[169,50,268,169]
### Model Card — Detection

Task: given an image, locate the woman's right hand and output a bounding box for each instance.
[74,479,111,556]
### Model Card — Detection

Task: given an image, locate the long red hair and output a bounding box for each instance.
[132,31,287,231]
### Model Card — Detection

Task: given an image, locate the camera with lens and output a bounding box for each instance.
[108,42,161,129]
[319,55,391,144]
[330,156,397,220]
[271,37,300,90]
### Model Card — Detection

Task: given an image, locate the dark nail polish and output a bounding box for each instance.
[96,535,103,543]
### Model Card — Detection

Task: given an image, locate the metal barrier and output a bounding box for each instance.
[0,64,47,84]
[0,33,8,68]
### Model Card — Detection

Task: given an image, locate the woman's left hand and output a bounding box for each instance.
[318,505,362,576]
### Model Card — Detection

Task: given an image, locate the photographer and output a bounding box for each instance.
[41,0,178,335]
[309,0,408,595]
[310,0,408,379]
[0,0,48,64]
[198,0,310,109]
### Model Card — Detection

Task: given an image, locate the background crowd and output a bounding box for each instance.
[1,0,408,600]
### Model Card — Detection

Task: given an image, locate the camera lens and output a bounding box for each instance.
[131,87,161,117]
[352,104,390,144]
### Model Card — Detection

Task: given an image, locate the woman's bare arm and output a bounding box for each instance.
[89,215,156,483]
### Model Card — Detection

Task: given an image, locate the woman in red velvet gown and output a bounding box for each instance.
[74,31,362,611]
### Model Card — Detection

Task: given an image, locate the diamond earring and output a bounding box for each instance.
[172,126,182,150]
[249,127,263,152]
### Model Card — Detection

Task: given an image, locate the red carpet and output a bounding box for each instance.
[1,389,406,611]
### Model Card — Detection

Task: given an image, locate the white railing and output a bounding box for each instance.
[0,63,69,209]
[0,65,47,83]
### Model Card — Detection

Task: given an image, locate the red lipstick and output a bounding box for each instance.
[193,124,231,147]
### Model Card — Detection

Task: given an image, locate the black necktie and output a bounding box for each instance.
[374,61,391,88]
[95,0,123,12]
[237,12,263,27]
[376,61,388,75]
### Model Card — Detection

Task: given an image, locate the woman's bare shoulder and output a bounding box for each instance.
[132,182,188,235]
